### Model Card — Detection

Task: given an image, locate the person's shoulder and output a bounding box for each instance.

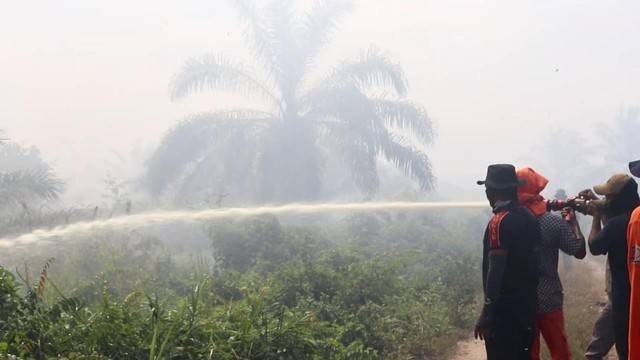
[506,205,537,222]
[608,213,632,225]
[498,206,536,229]
[539,212,564,226]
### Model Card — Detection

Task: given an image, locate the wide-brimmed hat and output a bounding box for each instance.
[594,174,633,196]
[630,160,640,178]
[477,164,525,190]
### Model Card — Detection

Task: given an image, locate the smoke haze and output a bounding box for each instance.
[2,0,640,202]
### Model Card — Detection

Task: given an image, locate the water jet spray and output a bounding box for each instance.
[0,201,487,249]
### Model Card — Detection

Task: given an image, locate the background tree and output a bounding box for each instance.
[145,0,434,204]
[0,135,63,212]
[599,106,640,172]
[523,128,600,195]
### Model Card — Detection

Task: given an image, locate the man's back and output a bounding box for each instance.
[483,203,540,310]
[591,213,632,309]
[590,212,634,359]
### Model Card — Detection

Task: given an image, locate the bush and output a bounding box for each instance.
[0,211,485,359]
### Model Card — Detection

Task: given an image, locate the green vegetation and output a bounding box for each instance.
[0,212,483,359]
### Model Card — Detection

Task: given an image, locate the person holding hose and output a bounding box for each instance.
[516,167,586,360]
[584,259,615,360]
[475,164,541,359]
[585,173,640,359]
[627,160,640,360]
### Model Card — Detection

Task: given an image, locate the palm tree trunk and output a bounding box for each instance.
[258,120,321,202]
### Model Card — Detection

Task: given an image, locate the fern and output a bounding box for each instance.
[36,258,55,297]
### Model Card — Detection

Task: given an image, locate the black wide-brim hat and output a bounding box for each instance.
[477,164,526,190]
[630,160,640,178]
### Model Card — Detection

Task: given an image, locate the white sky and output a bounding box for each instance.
[2,0,640,203]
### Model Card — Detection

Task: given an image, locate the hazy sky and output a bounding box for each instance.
[2,0,640,203]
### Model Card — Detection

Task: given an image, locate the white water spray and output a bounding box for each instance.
[0,201,487,249]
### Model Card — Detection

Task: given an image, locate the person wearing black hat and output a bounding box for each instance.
[475,164,541,360]
[627,160,640,360]
[584,173,640,359]
[630,160,640,179]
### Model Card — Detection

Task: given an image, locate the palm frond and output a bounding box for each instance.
[229,0,280,78]
[321,122,379,197]
[308,86,390,196]
[0,170,64,207]
[379,135,434,191]
[372,99,434,144]
[301,0,352,67]
[305,85,391,149]
[175,124,268,204]
[145,110,273,197]
[309,86,433,192]
[170,54,281,109]
[263,0,304,96]
[318,47,408,96]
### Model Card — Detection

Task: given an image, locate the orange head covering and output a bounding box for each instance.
[516,167,549,217]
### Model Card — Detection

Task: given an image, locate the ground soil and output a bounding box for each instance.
[447,259,619,360]
[447,336,485,360]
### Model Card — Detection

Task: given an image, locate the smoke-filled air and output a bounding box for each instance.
[1,1,640,359]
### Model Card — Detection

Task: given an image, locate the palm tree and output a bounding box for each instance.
[0,170,63,209]
[146,0,434,203]
[0,135,63,211]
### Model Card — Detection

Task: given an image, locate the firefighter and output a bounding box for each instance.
[475,164,541,359]
[586,173,640,359]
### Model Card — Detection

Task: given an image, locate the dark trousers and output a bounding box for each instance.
[612,306,629,359]
[484,309,536,360]
[585,300,615,360]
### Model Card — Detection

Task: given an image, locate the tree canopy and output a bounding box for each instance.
[146,0,434,204]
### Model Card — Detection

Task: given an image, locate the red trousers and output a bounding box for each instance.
[531,310,572,360]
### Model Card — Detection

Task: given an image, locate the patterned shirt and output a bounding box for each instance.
[537,212,585,314]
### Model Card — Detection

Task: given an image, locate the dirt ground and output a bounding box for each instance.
[447,259,619,360]
[448,336,485,360]
[447,337,618,360]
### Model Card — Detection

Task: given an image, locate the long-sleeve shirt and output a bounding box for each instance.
[537,212,586,314]
[482,201,540,313]
[589,213,633,359]
[627,207,640,360]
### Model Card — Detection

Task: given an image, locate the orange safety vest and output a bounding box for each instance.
[628,207,640,359]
